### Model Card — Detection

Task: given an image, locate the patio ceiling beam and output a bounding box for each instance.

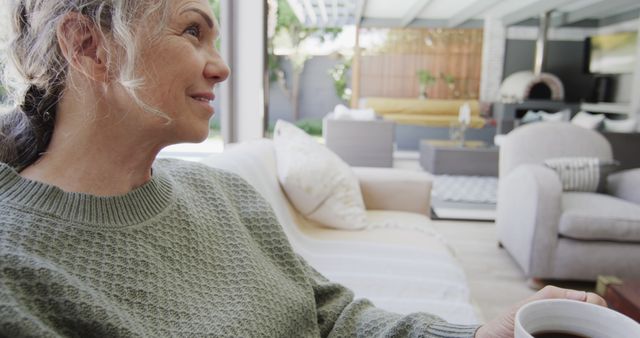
[332,0,339,23]
[355,0,368,25]
[550,0,640,27]
[360,18,484,29]
[301,0,318,25]
[286,0,307,24]
[447,0,502,28]
[400,0,432,28]
[317,0,329,25]
[501,0,580,27]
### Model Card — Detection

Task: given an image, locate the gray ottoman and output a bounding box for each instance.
[420,140,499,176]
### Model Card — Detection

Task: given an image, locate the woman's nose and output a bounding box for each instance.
[204,55,230,83]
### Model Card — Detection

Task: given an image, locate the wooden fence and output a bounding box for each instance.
[359,28,483,100]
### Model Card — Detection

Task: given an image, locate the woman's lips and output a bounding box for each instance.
[190,93,215,114]
[191,92,215,101]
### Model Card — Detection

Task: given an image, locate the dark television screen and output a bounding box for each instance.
[587,31,637,74]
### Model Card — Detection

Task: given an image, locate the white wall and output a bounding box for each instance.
[595,18,640,125]
[630,19,640,124]
[219,0,266,143]
[480,17,506,102]
[483,17,640,125]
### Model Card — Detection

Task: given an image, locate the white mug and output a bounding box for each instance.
[515,299,640,338]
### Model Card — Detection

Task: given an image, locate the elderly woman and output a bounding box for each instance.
[0,0,604,337]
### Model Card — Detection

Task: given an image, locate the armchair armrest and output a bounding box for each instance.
[496,164,563,277]
[352,167,432,216]
[607,168,640,205]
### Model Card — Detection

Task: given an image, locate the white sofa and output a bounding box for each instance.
[201,139,478,325]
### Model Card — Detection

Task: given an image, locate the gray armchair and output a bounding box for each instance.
[496,122,640,282]
[323,113,395,167]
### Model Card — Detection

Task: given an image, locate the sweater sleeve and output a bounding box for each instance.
[0,278,60,338]
[296,256,480,338]
[0,251,144,337]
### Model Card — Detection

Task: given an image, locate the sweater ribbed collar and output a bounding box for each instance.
[0,161,174,227]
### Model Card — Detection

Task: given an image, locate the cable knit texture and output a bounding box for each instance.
[0,159,478,337]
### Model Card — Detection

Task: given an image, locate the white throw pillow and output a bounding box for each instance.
[333,104,376,120]
[520,110,542,124]
[333,104,352,119]
[571,111,605,130]
[540,109,570,122]
[273,120,368,230]
[544,157,619,192]
[603,118,637,133]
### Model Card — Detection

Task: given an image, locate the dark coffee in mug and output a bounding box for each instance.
[532,331,591,338]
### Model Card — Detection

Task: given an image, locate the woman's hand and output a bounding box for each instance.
[474,285,607,338]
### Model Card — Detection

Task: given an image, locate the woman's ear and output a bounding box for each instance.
[56,12,109,82]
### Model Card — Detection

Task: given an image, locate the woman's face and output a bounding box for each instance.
[128,0,229,144]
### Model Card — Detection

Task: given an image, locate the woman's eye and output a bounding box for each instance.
[184,24,201,38]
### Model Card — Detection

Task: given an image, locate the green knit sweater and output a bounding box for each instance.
[0,159,478,337]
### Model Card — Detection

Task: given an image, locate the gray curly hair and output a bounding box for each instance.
[0,0,170,169]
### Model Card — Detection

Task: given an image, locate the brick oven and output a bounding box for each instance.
[494,12,579,135]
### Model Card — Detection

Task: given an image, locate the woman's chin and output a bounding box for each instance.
[171,126,210,145]
[188,128,210,143]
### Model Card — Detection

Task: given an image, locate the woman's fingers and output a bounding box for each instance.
[563,289,587,301]
[527,286,607,307]
[586,292,607,307]
[532,285,583,301]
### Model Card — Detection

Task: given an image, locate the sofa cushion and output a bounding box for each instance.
[293,210,477,321]
[380,114,486,128]
[273,120,368,230]
[559,192,640,242]
[296,210,451,253]
[361,98,486,128]
[603,118,637,133]
[362,97,480,116]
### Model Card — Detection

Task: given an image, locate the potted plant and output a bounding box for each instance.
[440,73,456,96]
[416,69,436,99]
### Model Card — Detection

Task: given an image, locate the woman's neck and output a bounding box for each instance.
[20,127,161,197]
[19,97,166,197]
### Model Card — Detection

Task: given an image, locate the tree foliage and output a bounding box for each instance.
[208,0,220,21]
[329,60,352,102]
[208,0,347,119]
[273,0,341,46]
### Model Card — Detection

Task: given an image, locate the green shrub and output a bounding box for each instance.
[295,118,322,136]
[267,118,323,137]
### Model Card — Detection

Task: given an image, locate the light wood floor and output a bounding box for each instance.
[430,219,598,324]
